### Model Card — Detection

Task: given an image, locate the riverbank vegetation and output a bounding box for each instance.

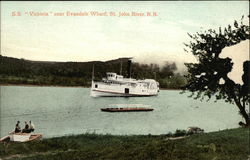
[0,56,187,89]
[0,127,248,160]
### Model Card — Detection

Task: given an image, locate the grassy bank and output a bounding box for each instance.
[0,128,249,160]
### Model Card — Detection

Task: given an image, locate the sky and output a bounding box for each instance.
[1,1,249,72]
[220,40,249,85]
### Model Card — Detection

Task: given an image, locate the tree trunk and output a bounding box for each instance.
[234,97,250,126]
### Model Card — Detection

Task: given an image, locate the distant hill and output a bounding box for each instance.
[0,55,186,88]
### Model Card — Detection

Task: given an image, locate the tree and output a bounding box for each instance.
[160,62,177,78]
[183,16,250,126]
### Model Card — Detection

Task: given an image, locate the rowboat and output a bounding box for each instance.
[0,133,42,143]
[101,107,154,112]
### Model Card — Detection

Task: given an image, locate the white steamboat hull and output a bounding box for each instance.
[90,75,159,97]
[91,88,158,97]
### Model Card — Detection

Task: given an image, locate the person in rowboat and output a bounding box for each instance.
[29,121,35,132]
[14,121,21,133]
[22,121,30,133]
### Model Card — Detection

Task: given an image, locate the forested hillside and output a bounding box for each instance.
[0,56,187,88]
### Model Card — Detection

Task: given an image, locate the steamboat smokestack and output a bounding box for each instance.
[127,60,132,78]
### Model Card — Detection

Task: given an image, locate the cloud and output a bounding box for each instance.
[1,1,248,66]
[219,40,249,84]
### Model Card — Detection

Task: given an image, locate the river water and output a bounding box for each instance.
[0,86,242,138]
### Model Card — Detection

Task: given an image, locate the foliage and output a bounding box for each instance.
[183,16,250,125]
[0,56,186,89]
[159,73,187,89]
[173,129,187,137]
[0,128,248,160]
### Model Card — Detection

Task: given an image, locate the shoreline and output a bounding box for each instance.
[0,127,248,160]
[0,83,89,88]
[0,83,183,90]
[34,126,242,140]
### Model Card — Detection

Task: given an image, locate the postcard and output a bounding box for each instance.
[0,1,249,160]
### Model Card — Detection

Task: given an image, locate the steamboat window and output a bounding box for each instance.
[95,84,98,88]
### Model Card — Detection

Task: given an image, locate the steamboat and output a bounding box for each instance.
[90,60,159,97]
